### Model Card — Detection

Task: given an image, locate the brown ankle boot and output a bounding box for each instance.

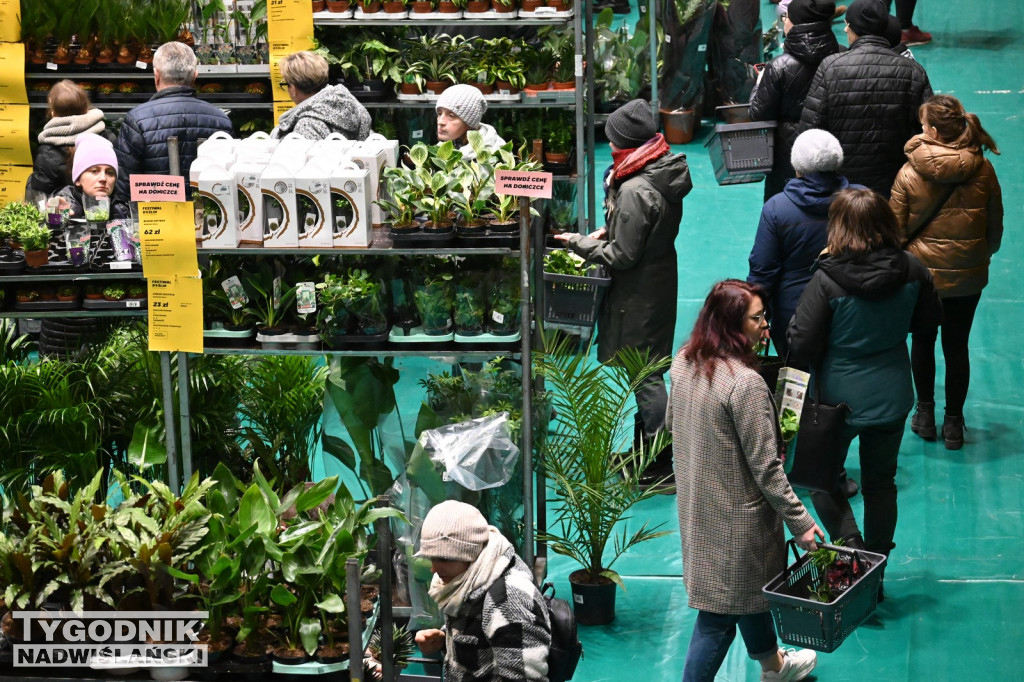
[911,401,937,440]
[943,413,964,450]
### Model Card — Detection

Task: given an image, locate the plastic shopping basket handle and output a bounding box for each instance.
[785,538,866,577]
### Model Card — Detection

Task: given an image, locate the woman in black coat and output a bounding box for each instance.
[749,0,841,200]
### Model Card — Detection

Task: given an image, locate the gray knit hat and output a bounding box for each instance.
[436,84,487,131]
[605,99,658,149]
[416,501,489,562]
[791,128,844,175]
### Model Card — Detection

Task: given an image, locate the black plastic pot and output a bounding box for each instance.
[346,78,390,102]
[569,569,617,625]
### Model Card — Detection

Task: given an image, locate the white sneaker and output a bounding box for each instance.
[761,647,817,682]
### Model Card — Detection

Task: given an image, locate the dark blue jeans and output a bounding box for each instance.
[681,610,777,682]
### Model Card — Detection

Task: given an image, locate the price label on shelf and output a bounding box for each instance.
[0,43,28,103]
[267,0,315,50]
[138,201,199,279]
[109,261,133,271]
[494,170,553,199]
[0,0,19,42]
[0,104,33,165]
[0,165,32,201]
[126,299,141,308]
[147,277,203,353]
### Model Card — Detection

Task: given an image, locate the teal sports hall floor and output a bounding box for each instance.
[534,0,1024,680]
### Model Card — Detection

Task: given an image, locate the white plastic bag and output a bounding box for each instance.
[419,413,520,491]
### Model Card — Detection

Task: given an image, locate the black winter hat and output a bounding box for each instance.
[787,0,835,24]
[846,0,890,36]
[605,99,658,149]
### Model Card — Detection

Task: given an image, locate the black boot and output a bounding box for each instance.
[943,413,965,450]
[639,444,675,493]
[839,469,859,498]
[911,400,937,440]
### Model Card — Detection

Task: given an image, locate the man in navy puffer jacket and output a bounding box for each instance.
[113,42,232,201]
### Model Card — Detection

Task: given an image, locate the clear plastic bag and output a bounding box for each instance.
[419,412,520,491]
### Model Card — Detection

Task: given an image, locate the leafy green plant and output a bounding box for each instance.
[543,249,589,276]
[243,260,298,330]
[454,272,486,334]
[535,337,674,588]
[18,223,51,252]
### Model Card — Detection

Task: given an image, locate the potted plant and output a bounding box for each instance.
[102,285,126,301]
[56,285,77,302]
[356,0,382,13]
[334,34,401,100]
[242,261,298,339]
[535,341,674,624]
[438,0,464,14]
[491,0,515,13]
[545,121,573,167]
[411,36,461,95]
[383,0,408,13]
[411,0,436,13]
[18,223,52,267]
[491,47,527,94]
[487,259,521,335]
[413,258,455,335]
[660,0,717,142]
[454,269,486,336]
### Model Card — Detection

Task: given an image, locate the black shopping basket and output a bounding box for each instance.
[763,540,887,653]
[705,120,777,185]
[542,250,611,328]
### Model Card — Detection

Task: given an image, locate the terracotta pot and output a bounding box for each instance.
[411,0,434,10]
[383,0,406,11]
[312,0,327,10]
[466,0,489,10]
[425,80,449,95]
[326,0,350,8]
[400,81,421,95]
[492,0,515,10]
[523,82,551,95]
[470,82,495,95]
[495,80,520,94]
[359,0,381,10]
[24,249,49,267]
[660,108,697,145]
[521,0,543,9]
[552,80,575,90]
[545,151,571,165]
[547,0,570,8]
[438,0,459,11]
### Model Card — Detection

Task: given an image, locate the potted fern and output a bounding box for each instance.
[535,340,674,625]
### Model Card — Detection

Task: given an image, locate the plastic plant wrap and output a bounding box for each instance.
[417,412,520,491]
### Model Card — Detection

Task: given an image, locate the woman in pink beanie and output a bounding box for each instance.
[53,132,129,220]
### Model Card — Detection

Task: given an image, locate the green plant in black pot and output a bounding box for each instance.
[243,260,298,332]
[342,268,389,335]
[454,270,486,336]
[316,272,353,339]
[487,258,521,335]
[412,257,455,335]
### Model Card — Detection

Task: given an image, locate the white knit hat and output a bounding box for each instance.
[416,500,489,562]
[435,84,487,131]
[790,128,844,175]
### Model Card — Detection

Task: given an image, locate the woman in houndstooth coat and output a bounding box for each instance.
[667,279,823,682]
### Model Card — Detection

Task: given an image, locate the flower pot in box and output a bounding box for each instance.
[425,80,449,95]
[661,108,697,144]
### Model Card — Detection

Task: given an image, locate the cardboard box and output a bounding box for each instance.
[349,143,388,227]
[196,164,239,248]
[295,158,335,249]
[260,161,302,248]
[330,160,373,248]
[233,160,267,245]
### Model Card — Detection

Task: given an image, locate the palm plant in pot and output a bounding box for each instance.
[535,339,674,625]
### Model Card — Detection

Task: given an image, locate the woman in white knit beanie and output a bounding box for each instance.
[413,501,550,681]
[435,84,507,160]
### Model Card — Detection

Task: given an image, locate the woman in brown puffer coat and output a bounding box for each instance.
[890,94,1003,450]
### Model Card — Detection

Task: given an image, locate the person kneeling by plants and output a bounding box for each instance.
[435,84,506,161]
[553,99,692,486]
[414,501,551,681]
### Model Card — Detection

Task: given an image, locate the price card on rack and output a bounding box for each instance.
[0,164,33,201]
[267,0,315,48]
[0,104,33,165]
[0,0,20,43]
[0,43,28,104]
[147,276,204,353]
[273,99,296,125]
[138,201,199,279]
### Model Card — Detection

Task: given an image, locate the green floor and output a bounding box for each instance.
[538,0,1024,680]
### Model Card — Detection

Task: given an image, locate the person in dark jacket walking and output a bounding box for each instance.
[799,0,931,197]
[890,95,1003,450]
[113,41,232,201]
[748,129,861,355]
[413,501,551,682]
[788,188,941,595]
[749,0,841,200]
[27,80,116,197]
[554,99,692,482]
[272,51,371,141]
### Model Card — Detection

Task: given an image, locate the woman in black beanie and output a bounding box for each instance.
[554,99,692,486]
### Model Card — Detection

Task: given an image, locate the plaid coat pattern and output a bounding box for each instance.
[443,547,551,682]
[667,354,816,614]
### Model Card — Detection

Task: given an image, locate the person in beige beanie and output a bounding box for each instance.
[414,501,551,681]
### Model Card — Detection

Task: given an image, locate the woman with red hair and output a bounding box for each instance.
[668,279,822,682]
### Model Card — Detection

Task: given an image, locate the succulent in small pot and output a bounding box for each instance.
[84,284,104,300]
[56,285,78,301]
[127,283,146,299]
[18,223,52,267]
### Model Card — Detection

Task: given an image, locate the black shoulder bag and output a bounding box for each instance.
[787,371,851,493]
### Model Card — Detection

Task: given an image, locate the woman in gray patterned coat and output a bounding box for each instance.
[414,501,550,682]
[272,51,371,141]
[668,280,822,682]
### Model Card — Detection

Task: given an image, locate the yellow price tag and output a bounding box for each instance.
[138,201,200,279]
[0,104,33,166]
[274,100,296,126]
[267,0,315,49]
[0,44,28,104]
[0,164,33,202]
[147,276,204,353]
[0,0,20,43]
